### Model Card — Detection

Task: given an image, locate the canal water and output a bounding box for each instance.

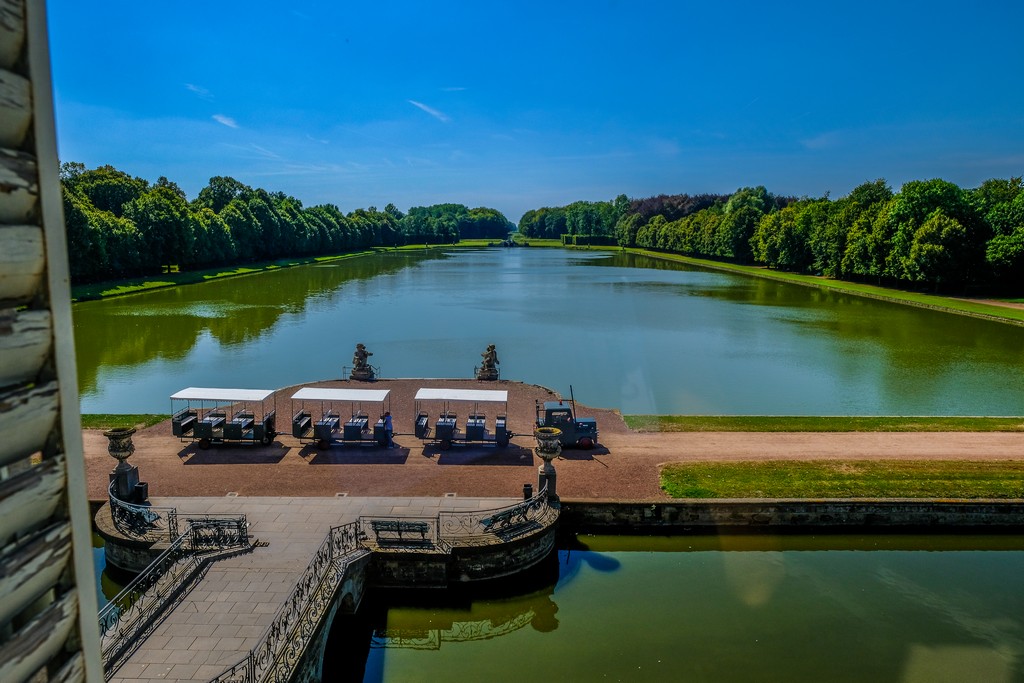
[331,534,1024,683]
[72,248,1024,416]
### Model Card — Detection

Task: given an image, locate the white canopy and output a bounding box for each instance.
[414,388,508,403]
[291,387,391,402]
[171,387,275,402]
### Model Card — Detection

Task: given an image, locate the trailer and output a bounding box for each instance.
[413,388,512,450]
[171,387,277,449]
[290,387,392,449]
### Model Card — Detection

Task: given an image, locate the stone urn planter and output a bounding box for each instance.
[104,426,142,501]
[104,426,136,471]
[534,427,562,501]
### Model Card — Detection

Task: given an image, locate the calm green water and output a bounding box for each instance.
[333,535,1024,683]
[72,248,1024,415]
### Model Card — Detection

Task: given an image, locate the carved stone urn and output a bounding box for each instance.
[534,427,562,501]
[104,426,136,471]
[105,426,141,501]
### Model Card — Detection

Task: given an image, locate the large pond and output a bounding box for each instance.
[72,248,1024,416]
[330,534,1024,682]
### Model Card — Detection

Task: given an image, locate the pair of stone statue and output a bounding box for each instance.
[350,342,499,381]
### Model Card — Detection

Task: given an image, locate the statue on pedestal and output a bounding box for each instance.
[476,344,499,380]
[350,343,375,380]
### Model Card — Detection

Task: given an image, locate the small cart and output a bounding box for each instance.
[290,387,392,449]
[413,388,511,450]
[171,387,277,449]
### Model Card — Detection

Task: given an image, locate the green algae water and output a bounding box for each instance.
[72,248,1024,415]
[330,535,1024,682]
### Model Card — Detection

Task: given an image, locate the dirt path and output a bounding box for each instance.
[84,378,1024,501]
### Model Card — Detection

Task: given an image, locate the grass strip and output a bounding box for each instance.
[625,248,1024,325]
[661,460,1024,499]
[625,415,1024,432]
[71,251,374,301]
[80,414,166,430]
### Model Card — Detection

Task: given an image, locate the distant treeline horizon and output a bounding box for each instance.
[519,177,1024,294]
[61,162,515,283]
[62,163,1022,295]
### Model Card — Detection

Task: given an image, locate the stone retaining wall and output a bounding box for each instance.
[560,499,1024,533]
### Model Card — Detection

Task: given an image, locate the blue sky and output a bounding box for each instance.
[48,1,1024,222]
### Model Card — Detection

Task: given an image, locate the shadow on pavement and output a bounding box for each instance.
[432,445,535,466]
[304,446,410,465]
[179,443,288,465]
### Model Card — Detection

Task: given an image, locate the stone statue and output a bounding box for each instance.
[476,344,499,380]
[350,343,375,380]
[353,343,372,370]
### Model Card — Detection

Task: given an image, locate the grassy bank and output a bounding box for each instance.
[625,415,1024,432]
[661,460,1024,499]
[70,241,520,301]
[625,247,1024,326]
[71,251,375,301]
[80,414,166,430]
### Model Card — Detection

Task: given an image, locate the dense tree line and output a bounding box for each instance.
[523,178,1024,294]
[517,196,630,240]
[60,163,513,283]
[397,203,514,243]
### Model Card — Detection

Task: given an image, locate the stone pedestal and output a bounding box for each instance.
[475,367,499,381]
[534,427,562,502]
[350,367,375,381]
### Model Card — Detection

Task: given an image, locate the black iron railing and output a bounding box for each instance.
[210,522,364,683]
[99,514,249,679]
[106,480,179,541]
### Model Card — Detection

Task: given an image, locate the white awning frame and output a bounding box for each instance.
[171,387,276,402]
[291,388,391,403]
[414,388,508,403]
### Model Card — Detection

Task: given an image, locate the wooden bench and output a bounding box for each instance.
[370,519,431,544]
[292,411,312,438]
[172,408,197,437]
[415,412,430,438]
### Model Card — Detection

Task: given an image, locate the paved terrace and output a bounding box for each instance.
[83,379,1024,502]
[89,379,1024,681]
[109,495,514,683]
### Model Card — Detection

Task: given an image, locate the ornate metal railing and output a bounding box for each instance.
[211,522,364,683]
[437,484,554,544]
[107,480,180,541]
[99,514,249,679]
[210,494,557,681]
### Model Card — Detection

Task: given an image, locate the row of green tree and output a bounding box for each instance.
[61,163,514,283]
[520,178,1024,293]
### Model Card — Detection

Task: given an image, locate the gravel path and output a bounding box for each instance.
[84,378,1024,501]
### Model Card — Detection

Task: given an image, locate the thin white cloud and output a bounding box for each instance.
[249,144,280,159]
[408,100,451,123]
[185,83,212,99]
[441,86,467,92]
[212,114,239,129]
[801,131,842,150]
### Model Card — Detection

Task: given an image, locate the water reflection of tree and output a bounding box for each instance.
[74,252,435,396]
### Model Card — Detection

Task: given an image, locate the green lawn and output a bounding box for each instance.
[80,414,166,430]
[661,460,1024,499]
[625,415,1024,432]
[625,248,1024,325]
[71,251,375,301]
